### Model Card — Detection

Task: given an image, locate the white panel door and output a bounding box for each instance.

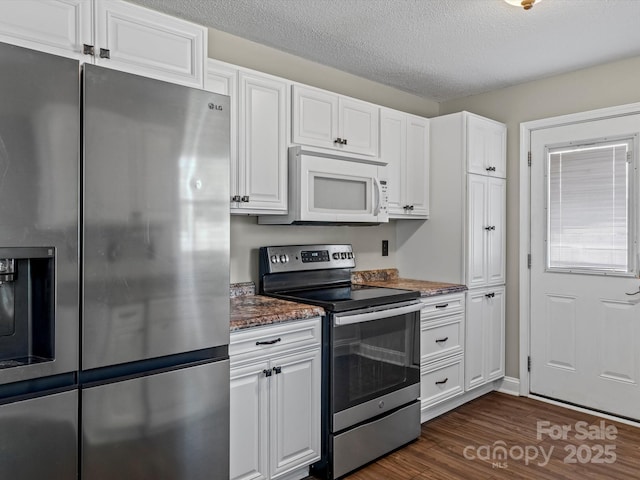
[339,97,379,156]
[95,0,205,87]
[486,286,506,381]
[238,72,288,213]
[380,108,406,215]
[530,115,640,420]
[486,177,506,285]
[467,115,506,177]
[405,115,429,216]
[292,85,338,149]
[269,349,321,478]
[230,362,270,480]
[466,174,488,288]
[0,0,92,60]
[465,290,486,390]
[205,60,238,208]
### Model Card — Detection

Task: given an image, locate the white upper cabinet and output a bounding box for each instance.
[0,0,92,60]
[206,59,289,215]
[466,114,506,177]
[380,108,429,218]
[292,84,379,157]
[94,0,206,88]
[0,0,207,88]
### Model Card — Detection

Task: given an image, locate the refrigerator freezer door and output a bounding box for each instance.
[0,389,78,479]
[82,359,230,480]
[82,65,230,370]
[0,43,79,385]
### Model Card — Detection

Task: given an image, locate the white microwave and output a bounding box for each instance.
[259,146,388,225]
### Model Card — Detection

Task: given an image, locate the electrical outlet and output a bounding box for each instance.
[382,240,389,256]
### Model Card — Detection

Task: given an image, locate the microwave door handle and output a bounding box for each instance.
[334,302,425,326]
[373,177,382,216]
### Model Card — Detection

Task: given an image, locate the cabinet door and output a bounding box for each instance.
[465,290,487,390]
[0,0,92,60]
[486,177,506,285]
[405,115,429,217]
[339,97,379,157]
[230,362,270,480]
[466,175,488,288]
[238,72,288,213]
[269,349,321,479]
[206,60,239,207]
[466,115,506,177]
[380,109,406,216]
[94,0,205,87]
[292,85,338,150]
[485,286,505,381]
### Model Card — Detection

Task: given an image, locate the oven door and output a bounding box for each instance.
[331,301,422,432]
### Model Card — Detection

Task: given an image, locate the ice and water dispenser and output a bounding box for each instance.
[0,247,55,369]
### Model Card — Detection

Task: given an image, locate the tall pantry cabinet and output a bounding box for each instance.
[396,111,506,393]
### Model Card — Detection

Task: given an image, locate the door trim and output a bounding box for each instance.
[519,101,640,397]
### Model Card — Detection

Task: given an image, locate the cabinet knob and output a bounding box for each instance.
[262,369,272,377]
[342,138,348,145]
[272,366,282,375]
[408,205,414,211]
[83,44,95,56]
[241,195,250,203]
[485,292,496,299]
[486,166,496,172]
[231,195,241,202]
[99,48,110,59]
[484,225,495,231]
[334,137,343,144]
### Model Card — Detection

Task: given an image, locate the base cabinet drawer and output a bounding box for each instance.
[420,314,463,363]
[420,356,464,409]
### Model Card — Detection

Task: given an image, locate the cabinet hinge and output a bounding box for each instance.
[527,254,531,269]
[528,356,531,372]
[528,151,532,167]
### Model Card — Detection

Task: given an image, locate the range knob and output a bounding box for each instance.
[279,254,288,263]
[270,255,279,264]
[332,252,340,260]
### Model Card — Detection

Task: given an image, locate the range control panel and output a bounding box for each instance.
[260,244,355,274]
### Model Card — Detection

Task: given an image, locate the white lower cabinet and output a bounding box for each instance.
[419,293,465,412]
[465,286,505,391]
[230,318,321,480]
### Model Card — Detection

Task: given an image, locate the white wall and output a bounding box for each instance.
[439,55,640,378]
[208,28,439,284]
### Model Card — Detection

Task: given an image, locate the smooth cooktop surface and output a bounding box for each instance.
[271,284,420,312]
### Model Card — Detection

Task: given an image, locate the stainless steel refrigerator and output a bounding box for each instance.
[0,42,231,480]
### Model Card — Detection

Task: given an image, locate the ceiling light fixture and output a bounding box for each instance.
[504,0,541,10]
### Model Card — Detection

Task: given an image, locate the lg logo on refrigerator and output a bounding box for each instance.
[208,103,223,111]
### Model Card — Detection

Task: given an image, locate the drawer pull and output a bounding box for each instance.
[435,378,448,385]
[435,337,449,344]
[256,337,281,346]
[435,303,449,309]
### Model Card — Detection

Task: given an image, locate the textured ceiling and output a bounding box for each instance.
[127,0,640,102]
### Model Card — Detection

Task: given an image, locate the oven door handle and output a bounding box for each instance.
[334,301,424,326]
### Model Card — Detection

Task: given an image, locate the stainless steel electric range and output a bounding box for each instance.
[259,244,423,479]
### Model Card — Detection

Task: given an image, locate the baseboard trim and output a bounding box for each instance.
[497,376,520,396]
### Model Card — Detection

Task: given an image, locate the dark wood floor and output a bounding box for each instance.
[311,392,640,480]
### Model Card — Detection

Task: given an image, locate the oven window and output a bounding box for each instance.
[332,311,420,413]
[313,176,367,211]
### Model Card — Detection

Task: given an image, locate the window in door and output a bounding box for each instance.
[546,137,637,275]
